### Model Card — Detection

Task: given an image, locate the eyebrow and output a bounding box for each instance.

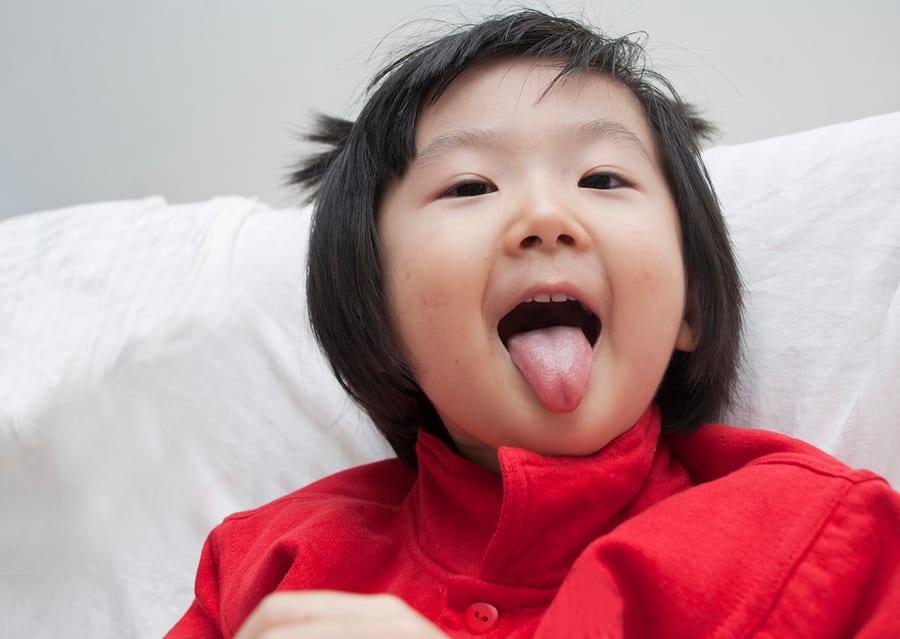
[412,118,653,169]
[564,119,653,162]
[413,128,507,170]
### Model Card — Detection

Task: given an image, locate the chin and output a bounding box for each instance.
[503,413,625,458]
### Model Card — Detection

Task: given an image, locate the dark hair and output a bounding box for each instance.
[292,10,743,466]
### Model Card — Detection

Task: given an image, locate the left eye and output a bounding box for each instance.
[440,181,496,198]
[578,173,625,190]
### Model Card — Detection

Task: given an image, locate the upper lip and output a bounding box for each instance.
[496,282,598,321]
[494,282,602,348]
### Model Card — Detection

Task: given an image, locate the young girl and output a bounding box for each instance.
[167,10,900,638]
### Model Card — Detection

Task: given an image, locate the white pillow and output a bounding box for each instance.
[0,197,391,637]
[1,112,898,638]
[708,111,900,483]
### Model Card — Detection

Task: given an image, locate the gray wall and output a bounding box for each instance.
[2,0,898,220]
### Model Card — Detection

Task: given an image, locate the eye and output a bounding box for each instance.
[578,172,627,190]
[440,180,497,198]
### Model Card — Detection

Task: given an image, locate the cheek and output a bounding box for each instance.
[385,249,473,365]
[612,217,685,282]
[390,248,456,312]
[397,272,498,394]
[604,220,687,332]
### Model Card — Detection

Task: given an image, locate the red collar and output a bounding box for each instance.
[409,405,693,588]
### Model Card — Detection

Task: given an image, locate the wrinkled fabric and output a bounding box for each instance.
[166,406,900,638]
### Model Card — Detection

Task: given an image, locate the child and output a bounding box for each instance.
[166,10,900,638]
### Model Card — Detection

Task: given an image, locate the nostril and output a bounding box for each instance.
[520,234,576,249]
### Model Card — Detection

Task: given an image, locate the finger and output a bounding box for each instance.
[232,591,423,639]
[232,593,314,639]
[259,615,447,639]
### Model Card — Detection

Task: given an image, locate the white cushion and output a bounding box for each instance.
[0,197,391,637]
[708,111,900,482]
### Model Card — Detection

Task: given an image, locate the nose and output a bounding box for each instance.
[504,188,589,254]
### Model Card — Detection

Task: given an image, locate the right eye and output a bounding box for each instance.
[440,180,497,198]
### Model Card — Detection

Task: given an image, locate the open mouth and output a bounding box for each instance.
[498,298,601,348]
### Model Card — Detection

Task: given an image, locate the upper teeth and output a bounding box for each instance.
[529,293,575,303]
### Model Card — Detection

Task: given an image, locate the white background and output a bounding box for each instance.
[1,0,898,219]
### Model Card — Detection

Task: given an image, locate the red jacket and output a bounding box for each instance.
[166,407,900,638]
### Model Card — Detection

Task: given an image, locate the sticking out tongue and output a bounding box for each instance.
[507,325,593,413]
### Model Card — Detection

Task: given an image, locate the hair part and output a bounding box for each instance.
[291,9,743,466]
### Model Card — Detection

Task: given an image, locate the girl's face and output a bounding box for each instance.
[378,58,695,471]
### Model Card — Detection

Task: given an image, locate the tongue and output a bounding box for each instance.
[507,325,593,413]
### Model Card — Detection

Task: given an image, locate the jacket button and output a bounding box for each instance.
[464,602,499,634]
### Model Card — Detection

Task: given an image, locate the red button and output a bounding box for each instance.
[464,602,499,634]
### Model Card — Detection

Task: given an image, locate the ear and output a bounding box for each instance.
[675,287,698,352]
[674,318,697,352]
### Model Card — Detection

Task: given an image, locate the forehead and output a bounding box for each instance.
[414,57,657,160]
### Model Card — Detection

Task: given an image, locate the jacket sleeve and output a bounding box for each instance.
[763,476,900,638]
[163,534,225,639]
[531,474,900,638]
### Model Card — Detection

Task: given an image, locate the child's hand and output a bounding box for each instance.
[233,591,449,638]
